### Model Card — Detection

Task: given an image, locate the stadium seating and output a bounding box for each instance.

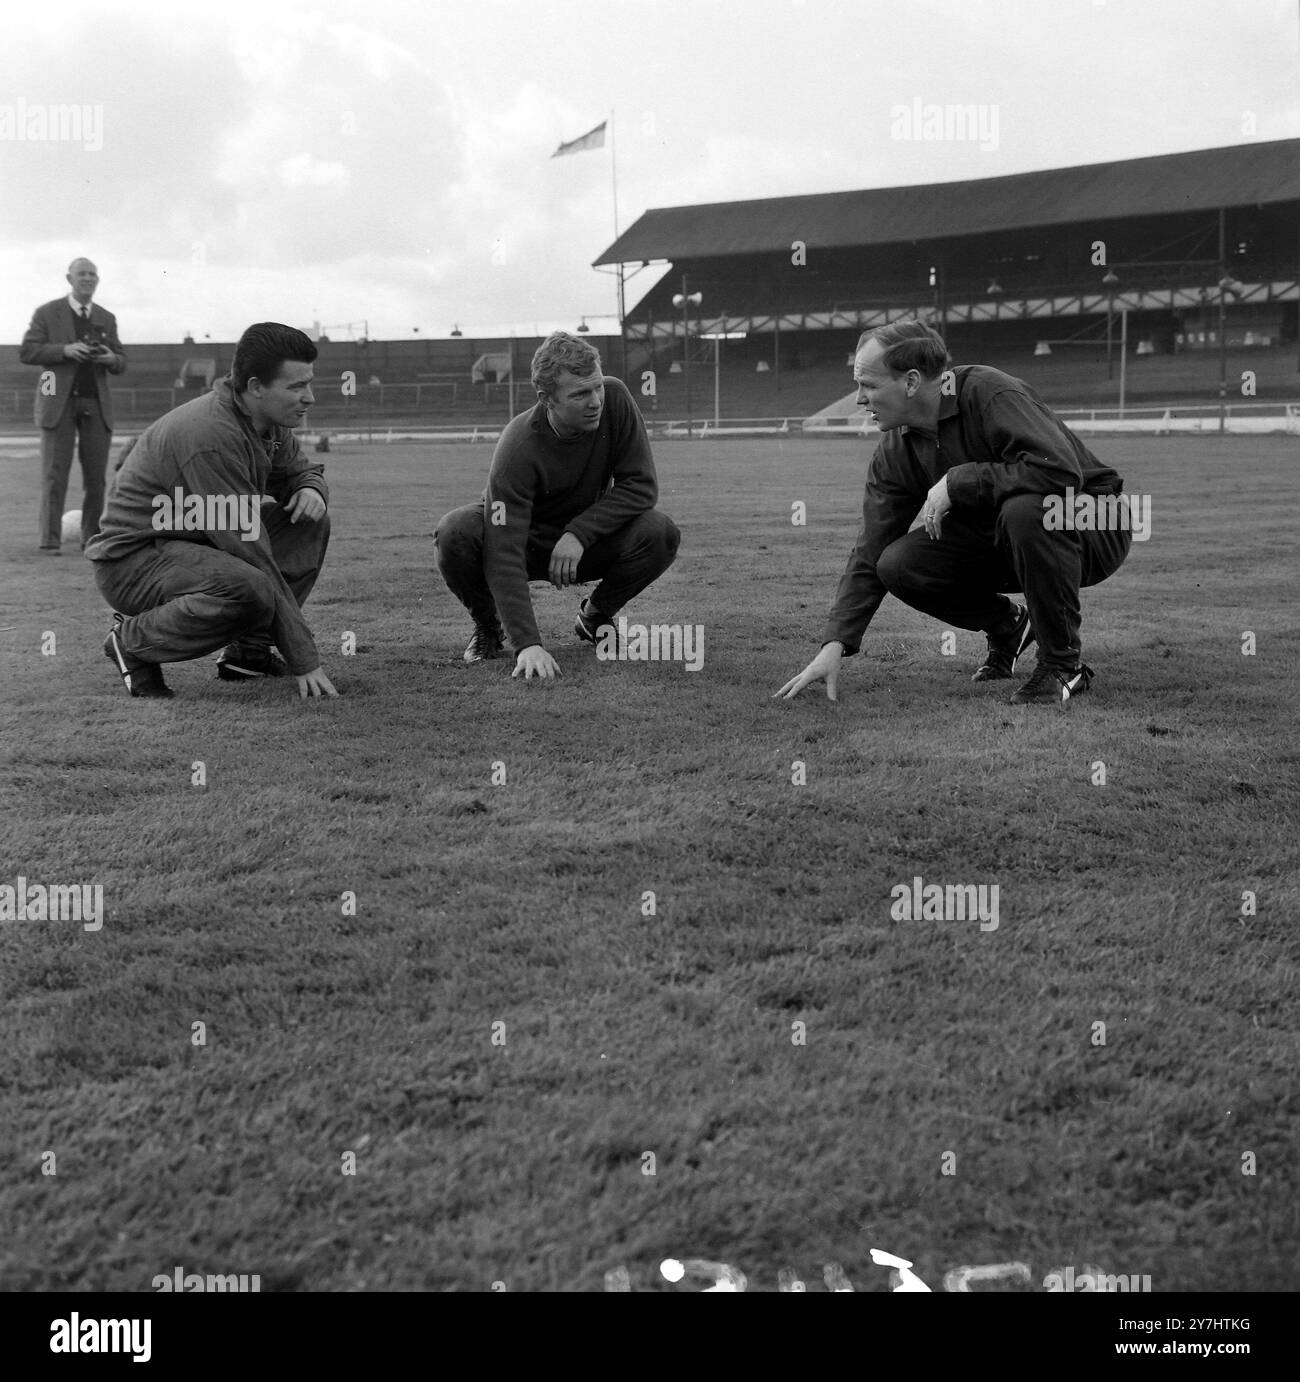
[631,336,1300,420]
[1,331,1294,433]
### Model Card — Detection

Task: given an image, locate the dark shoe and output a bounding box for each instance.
[104,617,173,699]
[574,598,615,644]
[1010,662,1094,704]
[216,644,290,680]
[972,602,1034,681]
[463,619,506,663]
[40,545,62,556]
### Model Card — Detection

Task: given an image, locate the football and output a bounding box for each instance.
[61,509,82,543]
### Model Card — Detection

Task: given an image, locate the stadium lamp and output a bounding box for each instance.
[1033,341,1052,356]
[986,279,1003,296]
[928,264,945,332]
[671,285,703,437]
[1215,275,1244,434]
[577,318,590,333]
[699,328,747,429]
[450,325,463,337]
[1102,269,1120,379]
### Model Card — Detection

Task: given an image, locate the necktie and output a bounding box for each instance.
[78,308,95,396]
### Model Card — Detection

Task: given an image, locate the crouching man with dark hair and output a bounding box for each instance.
[86,322,337,700]
[435,330,680,680]
[776,319,1132,706]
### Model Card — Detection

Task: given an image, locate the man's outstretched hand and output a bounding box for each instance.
[297,667,339,699]
[513,645,561,681]
[773,641,844,701]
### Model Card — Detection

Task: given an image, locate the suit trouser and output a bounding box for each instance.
[434,504,680,642]
[40,397,112,548]
[92,507,329,665]
[875,492,1132,669]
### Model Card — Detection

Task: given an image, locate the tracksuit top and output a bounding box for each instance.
[86,377,329,675]
[823,364,1125,654]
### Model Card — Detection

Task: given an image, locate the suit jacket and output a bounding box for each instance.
[19,298,126,430]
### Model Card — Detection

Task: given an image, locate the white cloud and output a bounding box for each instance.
[321,21,431,81]
[279,153,351,189]
[1,0,1296,340]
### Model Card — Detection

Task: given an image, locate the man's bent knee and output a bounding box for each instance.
[434,504,484,556]
[214,564,277,619]
[996,492,1053,542]
[875,535,911,594]
[630,508,680,558]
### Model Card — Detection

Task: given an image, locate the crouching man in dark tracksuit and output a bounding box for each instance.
[86,322,337,701]
[435,330,680,681]
[776,319,1132,706]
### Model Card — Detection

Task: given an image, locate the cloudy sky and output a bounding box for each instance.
[2,0,1297,343]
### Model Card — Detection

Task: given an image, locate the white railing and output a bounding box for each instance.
[1054,402,1300,434]
[803,402,1300,437]
[3,402,1295,449]
[304,424,503,444]
[647,417,796,438]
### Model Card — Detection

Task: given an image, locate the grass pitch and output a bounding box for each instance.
[1,432,1297,1293]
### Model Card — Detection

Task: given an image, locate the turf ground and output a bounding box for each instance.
[1,432,1297,1293]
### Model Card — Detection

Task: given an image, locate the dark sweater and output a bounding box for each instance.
[483,376,657,650]
[823,364,1124,654]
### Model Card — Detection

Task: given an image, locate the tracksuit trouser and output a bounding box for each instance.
[875,490,1132,669]
[434,504,680,643]
[91,506,329,665]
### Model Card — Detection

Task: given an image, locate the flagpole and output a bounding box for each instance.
[610,109,626,361]
[609,108,619,240]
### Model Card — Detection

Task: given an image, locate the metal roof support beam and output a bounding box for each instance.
[625,278,1299,341]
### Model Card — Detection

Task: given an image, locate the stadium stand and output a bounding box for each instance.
[0,335,624,433]
[598,138,1300,424]
[634,343,1300,424]
[3,140,1295,436]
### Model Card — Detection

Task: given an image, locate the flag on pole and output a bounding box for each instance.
[551,120,606,157]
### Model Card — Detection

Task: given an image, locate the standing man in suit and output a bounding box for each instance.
[19,258,126,553]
